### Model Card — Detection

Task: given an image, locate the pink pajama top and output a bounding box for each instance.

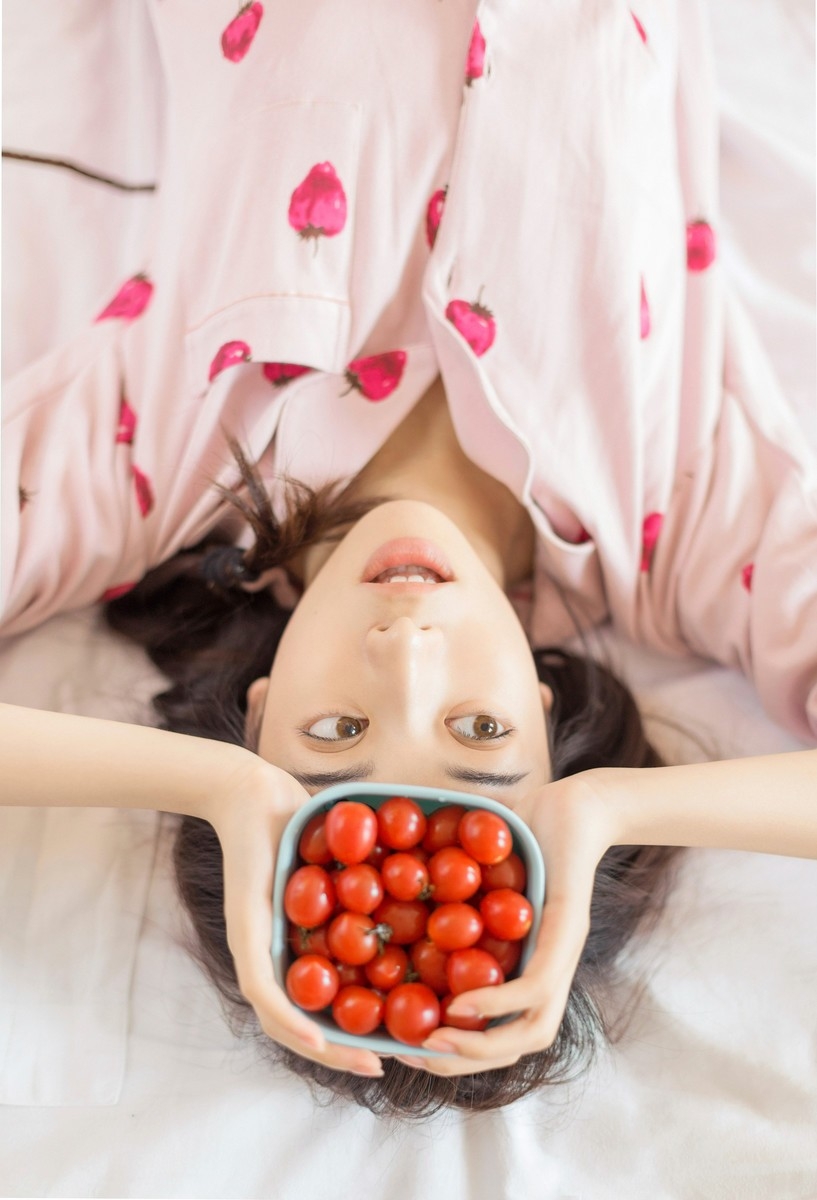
[2,0,816,743]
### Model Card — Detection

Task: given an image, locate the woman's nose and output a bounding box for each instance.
[364,617,442,663]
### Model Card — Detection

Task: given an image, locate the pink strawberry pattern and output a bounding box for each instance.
[640,277,651,339]
[100,582,136,603]
[640,512,663,571]
[95,274,153,322]
[571,525,592,545]
[344,351,407,401]
[209,340,252,382]
[262,362,313,387]
[631,12,647,43]
[132,465,154,518]
[446,288,496,356]
[741,563,754,592]
[465,21,486,86]
[221,2,263,62]
[686,220,717,272]
[426,187,448,248]
[289,163,347,252]
[116,395,137,444]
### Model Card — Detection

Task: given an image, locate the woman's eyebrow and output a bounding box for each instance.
[288,762,531,790]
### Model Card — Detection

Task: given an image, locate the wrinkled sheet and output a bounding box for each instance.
[1,0,815,1196]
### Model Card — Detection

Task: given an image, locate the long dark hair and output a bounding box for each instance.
[104,440,685,1118]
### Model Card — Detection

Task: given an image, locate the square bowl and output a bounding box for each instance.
[271,782,546,1057]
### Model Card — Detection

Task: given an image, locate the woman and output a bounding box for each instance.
[2,0,816,1115]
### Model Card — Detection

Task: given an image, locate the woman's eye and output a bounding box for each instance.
[303,715,369,742]
[448,714,513,741]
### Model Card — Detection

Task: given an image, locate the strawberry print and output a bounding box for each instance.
[95,273,153,322]
[289,163,347,252]
[465,21,486,86]
[344,351,407,401]
[116,395,137,444]
[132,465,154,518]
[570,525,592,545]
[445,287,496,356]
[262,362,313,387]
[686,220,717,272]
[221,2,263,62]
[640,277,651,339]
[741,563,754,592]
[209,340,252,382]
[640,512,663,571]
[426,187,448,248]
[100,582,136,603]
[631,12,647,43]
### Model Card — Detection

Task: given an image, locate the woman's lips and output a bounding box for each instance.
[361,538,456,584]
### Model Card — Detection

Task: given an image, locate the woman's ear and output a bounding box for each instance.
[539,681,554,714]
[245,677,270,747]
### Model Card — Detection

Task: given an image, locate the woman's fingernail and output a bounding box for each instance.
[351,1066,384,1078]
[395,1056,426,1069]
[423,1038,458,1054]
[446,1004,479,1018]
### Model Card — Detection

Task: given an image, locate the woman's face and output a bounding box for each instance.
[246,501,553,807]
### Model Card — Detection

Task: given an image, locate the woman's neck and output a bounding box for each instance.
[291,375,536,590]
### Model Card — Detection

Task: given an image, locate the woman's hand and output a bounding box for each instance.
[202,756,385,1079]
[409,772,618,1075]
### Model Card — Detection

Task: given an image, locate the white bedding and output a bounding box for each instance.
[1,2,815,1196]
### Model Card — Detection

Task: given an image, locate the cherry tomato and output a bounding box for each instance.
[479,888,534,941]
[334,863,384,914]
[426,902,484,951]
[365,842,389,869]
[373,897,428,945]
[376,797,427,850]
[384,982,441,1045]
[427,846,481,902]
[364,944,409,991]
[480,851,527,893]
[326,911,381,965]
[446,947,504,995]
[457,810,513,865]
[476,932,522,976]
[325,801,379,865]
[336,962,368,987]
[409,938,450,996]
[422,804,467,854]
[440,993,490,1031]
[285,954,339,1011]
[287,921,331,958]
[381,853,430,901]
[332,985,384,1035]
[284,865,336,929]
[297,812,333,865]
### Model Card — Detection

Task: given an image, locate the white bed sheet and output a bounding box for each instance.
[1,1,815,1196]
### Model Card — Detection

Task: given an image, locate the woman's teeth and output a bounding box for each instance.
[373,565,443,584]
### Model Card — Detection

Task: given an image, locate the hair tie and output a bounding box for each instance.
[198,545,260,592]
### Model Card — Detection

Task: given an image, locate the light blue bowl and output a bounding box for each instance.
[271,782,546,1057]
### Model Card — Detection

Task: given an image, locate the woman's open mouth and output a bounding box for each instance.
[361,539,456,585]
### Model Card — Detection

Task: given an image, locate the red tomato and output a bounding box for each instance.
[364,944,409,991]
[332,985,384,1035]
[480,852,527,893]
[422,804,467,854]
[284,865,336,929]
[297,812,333,866]
[376,797,427,850]
[457,810,513,866]
[336,962,368,987]
[440,993,490,1031]
[365,842,389,869]
[381,853,430,901]
[426,902,483,951]
[373,897,429,945]
[409,938,450,996]
[479,889,534,941]
[476,932,522,976]
[384,982,441,1045]
[334,864,384,914]
[446,947,504,995]
[428,846,481,902]
[285,954,340,1011]
[327,911,381,965]
[287,921,331,959]
[325,801,379,865]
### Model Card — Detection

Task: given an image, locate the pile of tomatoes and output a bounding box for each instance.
[283,796,533,1047]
